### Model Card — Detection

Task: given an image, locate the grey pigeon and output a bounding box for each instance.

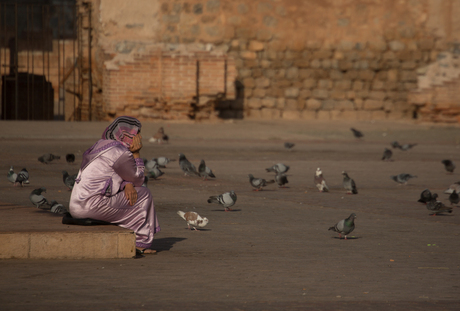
[147,164,164,179]
[328,213,357,240]
[30,187,48,208]
[265,163,290,174]
[426,193,453,215]
[177,211,208,230]
[198,160,216,180]
[142,176,149,187]
[382,148,392,161]
[342,171,358,194]
[442,160,455,173]
[314,167,329,192]
[144,158,158,173]
[284,142,295,150]
[444,182,460,194]
[15,168,29,187]
[417,189,432,204]
[207,190,237,211]
[7,166,17,184]
[179,153,200,176]
[275,173,289,188]
[49,200,67,214]
[350,128,363,139]
[448,190,459,206]
[391,141,401,149]
[248,174,275,191]
[66,153,75,164]
[399,143,417,151]
[38,153,60,164]
[391,173,417,185]
[62,171,77,190]
[155,157,176,168]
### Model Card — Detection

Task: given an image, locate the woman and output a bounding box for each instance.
[70,116,160,254]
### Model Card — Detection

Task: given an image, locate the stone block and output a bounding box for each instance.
[235,27,256,39]
[340,110,359,120]
[299,89,312,99]
[338,60,353,70]
[418,38,435,51]
[282,59,294,67]
[334,80,352,90]
[321,59,332,69]
[306,40,322,50]
[261,97,276,108]
[336,100,355,110]
[274,79,291,88]
[299,69,313,79]
[372,110,387,120]
[317,79,332,89]
[248,41,265,51]
[352,80,364,91]
[263,68,276,78]
[322,100,336,110]
[317,110,331,120]
[372,80,385,90]
[252,68,263,78]
[255,77,270,88]
[385,81,398,90]
[276,97,285,109]
[301,110,317,120]
[297,98,306,110]
[383,100,394,111]
[260,60,271,69]
[383,51,396,60]
[400,71,417,82]
[401,61,417,70]
[369,91,386,100]
[285,50,301,60]
[330,70,344,80]
[285,99,298,110]
[240,51,257,59]
[358,70,375,81]
[261,108,280,119]
[286,67,299,79]
[330,110,342,120]
[312,89,328,99]
[389,40,405,51]
[246,108,262,119]
[387,69,399,82]
[347,91,356,99]
[268,40,287,52]
[369,40,387,51]
[357,110,372,120]
[239,68,252,78]
[311,59,321,68]
[244,59,259,68]
[253,88,266,97]
[306,98,321,110]
[354,98,364,109]
[282,110,302,120]
[257,29,273,41]
[397,50,412,61]
[312,50,332,59]
[243,77,255,88]
[408,92,432,105]
[303,79,316,89]
[330,90,347,100]
[247,98,262,109]
[343,70,358,80]
[363,99,384,110]
[294,59,311,68]
[285,87,299,98]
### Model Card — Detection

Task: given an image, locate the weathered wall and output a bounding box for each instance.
[90,0,460,121]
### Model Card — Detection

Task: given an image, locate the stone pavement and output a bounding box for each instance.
[0,119,459,310]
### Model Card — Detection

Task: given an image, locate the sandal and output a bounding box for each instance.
[136,248,157,255]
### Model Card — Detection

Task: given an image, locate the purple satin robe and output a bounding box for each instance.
[69,139,160,249]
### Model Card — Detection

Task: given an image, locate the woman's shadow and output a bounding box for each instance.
[154,237,187,252]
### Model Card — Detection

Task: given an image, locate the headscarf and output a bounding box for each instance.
[102,116,141,148]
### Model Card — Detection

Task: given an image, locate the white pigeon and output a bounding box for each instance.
[7,166,17,184]
[314,167,329,192]
[177,211,209,230]
[444,182,460,194]
[207,190,237,211]
[155,157,176,168]
[144,158,158,173]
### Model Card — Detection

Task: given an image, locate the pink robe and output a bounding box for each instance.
[69,139,160,249]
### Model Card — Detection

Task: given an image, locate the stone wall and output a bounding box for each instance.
[89,0,460,122]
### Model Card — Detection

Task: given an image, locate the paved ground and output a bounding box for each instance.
[0,119,459,310]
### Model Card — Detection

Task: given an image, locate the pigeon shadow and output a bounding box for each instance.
[429,214,454,217]
[210,209,242,212]
[154,237,187,252]
[332,236,360,240]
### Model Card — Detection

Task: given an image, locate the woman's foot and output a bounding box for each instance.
[136,248,157,254]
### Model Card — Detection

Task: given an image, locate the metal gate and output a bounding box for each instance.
[0,0,91,121]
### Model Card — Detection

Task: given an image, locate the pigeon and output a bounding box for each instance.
[275,173,289,188]
[342,171,358,194]
[147,164,164,179]
[391,141,401,149]
[426,193,453,215]
[314,167,329,192]
[350,128,363,139]
[399,143,417,151]
[38,153,60,164]
[248,174,275,191]
[391,173,417,185]
[198,160,216,180]
[177,211,208,230]
[149,127,169,144]
[441,160,456,173]
[142,176,149,187]
[382,148,393,161]
[66,153,75,164]
[328,213,357,240]
[7,166,17,184]
[30,187,48,208]
[49,200,67,214]
[62,171,77,190]
[448,190,459,206]
[144,158,158,173]
[179,153,200,176]
[284,142,295,150]
[417,189,432,204]
[265,163,290,174]
[444,182,460,194]
[154,157,176,168]
[15,168,29,187]
[207,190,237,211]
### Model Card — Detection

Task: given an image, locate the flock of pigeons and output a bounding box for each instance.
[6,126,458,240]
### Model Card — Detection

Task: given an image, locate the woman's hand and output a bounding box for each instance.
[129,133,142,158]
[124,183,138,206]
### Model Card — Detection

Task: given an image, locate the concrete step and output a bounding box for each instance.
[0,202,135,259]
